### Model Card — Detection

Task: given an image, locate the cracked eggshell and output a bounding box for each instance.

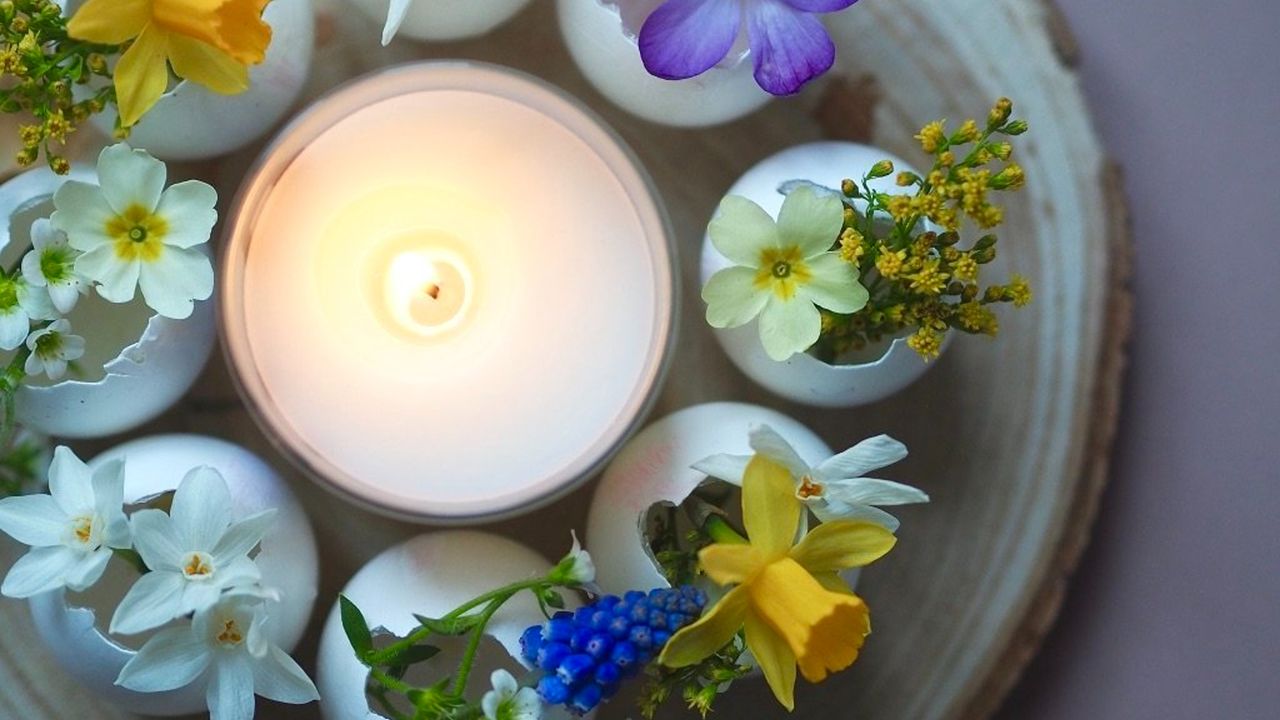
[701,142,948,407]
[347,0,533,41]
[557,0,771,127]
[318,531,581,720]
[27,435,319,716]
[586,402,852,595]
[0,167,217,439]
[90,0,315,161]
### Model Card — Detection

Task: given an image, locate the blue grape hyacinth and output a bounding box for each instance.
[520,586,708,715]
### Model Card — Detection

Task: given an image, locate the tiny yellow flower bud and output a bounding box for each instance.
[48,155,69,175]
[1001,120,1029,136]
[87,53,107,74]
[15,146,37,167]
[990,163,1026,190]
[915,120,947,154]
[989,97,1013,129]
[954,119,980,144]
[896,171,918,187]
[990,142,1013,161]
[841,178,857,197]
[868,159,894,179]
[18,123,41,148]
[11,16,29,34]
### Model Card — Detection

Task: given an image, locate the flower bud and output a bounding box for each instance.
[868,160,894,179]
[1000,120,1029,136]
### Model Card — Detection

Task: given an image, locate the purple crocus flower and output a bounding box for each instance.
[636,0,858,96]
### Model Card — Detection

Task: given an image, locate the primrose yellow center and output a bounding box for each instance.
[216,618,245,647]
[107,204,168,262]
[797,476,825,500]
[181,551,214,580]
[754,245,811,300]
[70,515,94,546]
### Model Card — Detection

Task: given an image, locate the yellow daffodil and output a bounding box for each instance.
[68,0,272,127]
[659,454,897,711]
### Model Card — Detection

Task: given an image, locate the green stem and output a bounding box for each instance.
[451,597,505,696]
[704,515,749,545]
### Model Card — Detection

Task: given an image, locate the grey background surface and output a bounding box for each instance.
[996,1,1280,718]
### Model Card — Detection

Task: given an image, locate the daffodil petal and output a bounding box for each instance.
[117,626,212,693]
[794,593,869,683]
[659,585,749,668]
[213,0,272,64]
[748,425,811,481]
[801,252,868,314]
[709,195,781,267]
[253,645,320,704]
[1,546,83,598]
[691,453,751,484]
[0,494,66,547]
[703,266,768,328]
[48,445,95,516]
[210,509,276,565]
[67,0,150,44]
[816,435,909,479]
[130,509,184,571]
[136,247,214,320]
[778,186,844,258]
[167,35,250,95]
[743,608,796,711]
[823,477,930,508]
[741,455,801,557]
[812,570,853,595]
[111,568,185,634]
[810,499,901,532]
[115,25,172,128]
[171,467,232,551]
[382,0,413,45]
[758,294,821,361]
[97,143,167,214]
[52,182,116,252]
[789,520,896,573]
[699,544,763,586]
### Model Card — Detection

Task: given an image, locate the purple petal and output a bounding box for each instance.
[747,0,837,95]
[604,0,668,39]
[639,0,743,80]
[777,0,859,12]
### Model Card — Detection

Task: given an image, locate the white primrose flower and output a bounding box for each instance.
[549,530,595,586]
[0,446,130,598]
[0,269,55,351]
[24,318,85,381]
[22,218,86,315]
[117,594,319,720]
[482,669,541,720]
[51,143,216,320]
[694,424,930,532]
[110,466,276,635]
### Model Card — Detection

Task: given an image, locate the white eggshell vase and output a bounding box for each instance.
[0,168,217,438]
[91,0,316,162]
[558,0,771,127]
[347,0,533,42]
[586,402,859,594]
[701,141,949,407]
[27,435,320,716]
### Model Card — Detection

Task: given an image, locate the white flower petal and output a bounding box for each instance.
[216,555,262,590]
[691,453,752,484]
[208,653,256,720]
[171,466,232,550]
[47,281,82,315]
[511,687,542,720]
[748,425,812,481]
[130,508,184,571]
[97,143,166,214]
[21,250,46,288]
[811,499,901,532]
[63,547,112,591]
[117,626,212,693]
[111,569,186,634]
[1,546,82,598]
[757,294,821,361]
[136,246,213,319]
[180,580,223,616]
[48,446,95,516]
[482,689,501,720]
[18,281,56,321]
[22,353,41,378]
[702,266,768,329]
[51,181,115,252]
[823,478,929,508]
[155,181,217,249]
[801,252,868,314]
[252,645,319,705]
[210,509,276,565]
[30,217,57,251]
[708,195,780,267]
[816,435,909,479]
[0,494,67,546]
[76,245,140,304]
[777,186,845,258]
[0,310,28,352]
[40,358,68,381]
[382,0,413,45]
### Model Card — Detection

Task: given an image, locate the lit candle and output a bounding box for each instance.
[221,63,675,523]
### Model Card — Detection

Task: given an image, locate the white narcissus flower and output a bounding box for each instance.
[24,318,85,381]
[110,467,276,635]
[0,269,55,351]
[0,446,130,598]
[549,530,596,586]
[22,217,86,315]
[381,0,413,45]
[702,186,869,361]
[51,143,216,320]
[694,424,930,532]
[482,669,541,720]
[116,594,319,720]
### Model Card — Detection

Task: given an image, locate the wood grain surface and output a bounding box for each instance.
[0,0,1130,718]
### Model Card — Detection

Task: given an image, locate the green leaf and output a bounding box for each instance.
[541,589,566,609]
[413,613,482,636]
[340,595,374,661]
[381,643,441,672]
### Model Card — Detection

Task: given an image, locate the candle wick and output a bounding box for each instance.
[423,282,441,300]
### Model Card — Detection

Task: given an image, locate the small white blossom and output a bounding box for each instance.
[694,424,930,531]
[0,269,55,351]
[24,318,85,381]
[0,446,130,598]
[117,594,319,720]
[482,669,541,720]
[51,143,216,320]
[549,530,595,586]
[22,218,86,315]
[110,466,276,635]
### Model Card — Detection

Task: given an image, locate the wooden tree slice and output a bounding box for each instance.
[0,0,1130,718]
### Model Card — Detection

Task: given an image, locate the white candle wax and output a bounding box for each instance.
[221,63,675,522]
